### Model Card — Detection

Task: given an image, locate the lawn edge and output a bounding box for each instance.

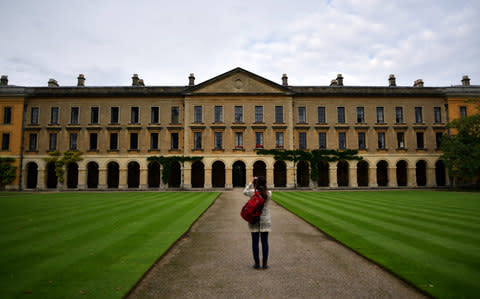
[122,192,221,299]
[272,195,434,299]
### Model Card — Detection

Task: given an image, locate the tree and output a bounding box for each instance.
[44,150,83,184]
[440,113,480,185]
[0,157,17,190]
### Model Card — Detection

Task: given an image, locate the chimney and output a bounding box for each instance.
[132,74,139,86]
[282,74,288,86]
[389,74,396,87]
[77,74,85,87]
[462,75,470,86]
[336,74,344,86]
[0,75,7,86]
[330,79,338,86]
[413,79,424,87]
[138,79,145,86]
[48,79,59,87]
[188,73,195,86]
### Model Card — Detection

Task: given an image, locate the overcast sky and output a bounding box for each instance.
[1,0,479,87]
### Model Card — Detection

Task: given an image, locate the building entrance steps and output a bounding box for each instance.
[127,190,426,298]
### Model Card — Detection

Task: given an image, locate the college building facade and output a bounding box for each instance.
[0,68,479,190]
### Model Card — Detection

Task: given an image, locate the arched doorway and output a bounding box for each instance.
[274,161,286,187]
[357,160,369,187]
[128,161,140,188]
[337,161,349,187]
[435,160,446,186]
[191,161,205,188]
[66,162,78,189]
[212,161,225,188]
[396,160,408,187]
[317,161,329,187]
[26,162,38,189]
[253,161,266,178]
[169,161,181,188]
[46,161,57,189]
[377,160,388,187]
[232,161,246,187]
[107,162,119,188]
[148,161,160,188]
[87,162,99,189]
[416,160,427,186]
[297,161,309,187]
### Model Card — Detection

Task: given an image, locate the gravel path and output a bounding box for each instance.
[127,190,427,298]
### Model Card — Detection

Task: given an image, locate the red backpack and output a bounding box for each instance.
[241,191,265,224]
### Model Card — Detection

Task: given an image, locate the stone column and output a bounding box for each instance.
[407,167,417,187]
[78,168,87,189]
[98,168,107,189]
[204,168,212,189]
[159,166,166,189]
[37,169,46,189]
[183,162,192,189]
[388,167,397,187]
[426,167,435,187]
[119,168,128,189]
[329,162,338,188]
[246,167,253,184]
[225,167,233,189]
[286,162,295,188]
[349,165,358,188]
[140,167,148,189]
[369,167,378,187]
[266,167,274,189]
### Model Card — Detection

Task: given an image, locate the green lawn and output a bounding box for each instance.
[273,191,480,299]
[0,191,219,299]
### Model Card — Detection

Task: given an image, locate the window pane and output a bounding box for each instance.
[131,107,139,123]
[194,132,202,149]
[298,107,306,123]
[49,133,57,151]
[91,107,99,124]
[150,133,159,149]
[214,106,223,123]
[378,132,385,149]
[151,107,159,123]
[71,107,79,124]
[435,132,442,149]
[395,107,403,123]
[358,132,365,149]
[376,107,384,123]
[110,133,118,150]
[318,107,326,123]
[319,132,326,149]
[194,106,202,123]
[415,107,422,123]
[51,107,58,124]
[90,133,98,150]
[31,108,39,124]
[130,133,138,149]
[460,106,467,117]
[255,106,263,122]
[235,132,243,147]
[255,132,263,147]
[337,107,345,123]
[357,107,364,123]
[339,132,346,149]
[4,107,12,124]
[299,132,307,149]
[171,106,179,123]
[397,132,405,148]
[275,106,283,123]
[276,132,284,148]
[2,133,10,150]
[29,134,37,151]
[234,106,243,122]
[171,133,179,149]
[214,132,223,149]
[416,132,424,149]
[111,107,119,124]
[70,133,77,150]
[434,107,441,123]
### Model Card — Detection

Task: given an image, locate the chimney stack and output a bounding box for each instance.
[282,74,288,86]
[413,79,424,87]
[132,74,139,86]
[48,78,59,87]
[77,74,85,87]
[0,75,7,86]
[389,74,396,87]
[330,79,338,86]
[189,73,195,86]
[138,79,145,86]
[336,74,343,86]
[462,75,470,86]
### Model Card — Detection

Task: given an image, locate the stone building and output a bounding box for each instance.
[0,68,479,190]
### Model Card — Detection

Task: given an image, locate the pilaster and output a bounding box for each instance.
[388,167,397,187]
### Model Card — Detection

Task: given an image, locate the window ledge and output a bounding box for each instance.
[107,149,119,152]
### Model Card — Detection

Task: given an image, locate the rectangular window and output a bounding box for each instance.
[50,107,59,124]
[4,107,12,124]
[356,107,365,123]
[234,132,243,148]
[194,106,202,123]
[255,106,263,123]
[397,132,405,149]
[415,107,423,123]
[436,132,443,149]
[214,106,223,123]
[110,133,118,150]
[194,132,202,149]
[416,132,424,149]
[255,132,264,148]
[378,132,386,149]
[91,107,99,124]
[275,106,284,123]
[69,133,78,150]
[319,132,327,149]
[71,107,79,124]
[358,132,366,150]
[318,107,326,123]
[276,132,284,148]
[171,133,179,150]
[29,133,37,151]
[460,106,467,118]
[434,107,441,123]
[49,133,57,151]
[395,107,403,123]
[130,133,138,150]
[376,107,384,123]
[131,107,139,124]
[338,132,346,149]
[31,107,39,124]
[298,107,306,123]
[151,107,159,124]
[150,133,159,150]
[214,132,223,149]
[299,132,307,149]
[111,107,119,124]
[2,133,9,150]
[89,133,98,150]
[234,106,243,122]
[171,106,180,123]
[337,107,345,123]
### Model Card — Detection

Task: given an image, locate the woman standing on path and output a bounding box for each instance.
[243,176,272,269]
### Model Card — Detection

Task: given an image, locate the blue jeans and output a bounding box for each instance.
[251,232,269,265]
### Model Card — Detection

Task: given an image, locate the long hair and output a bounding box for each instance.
[255,176,268,200]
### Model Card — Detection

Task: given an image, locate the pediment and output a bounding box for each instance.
[187,68,289,94]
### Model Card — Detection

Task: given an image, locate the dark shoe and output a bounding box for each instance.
[253,264,260,269]
[262,264,268,269]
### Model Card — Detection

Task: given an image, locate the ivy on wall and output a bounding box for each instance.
[44,150,83,184]
[0,157,17,190]
[257,149,362,181]
[147,156,203,185]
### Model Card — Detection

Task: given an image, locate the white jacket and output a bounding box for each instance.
[243,182,272,232]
